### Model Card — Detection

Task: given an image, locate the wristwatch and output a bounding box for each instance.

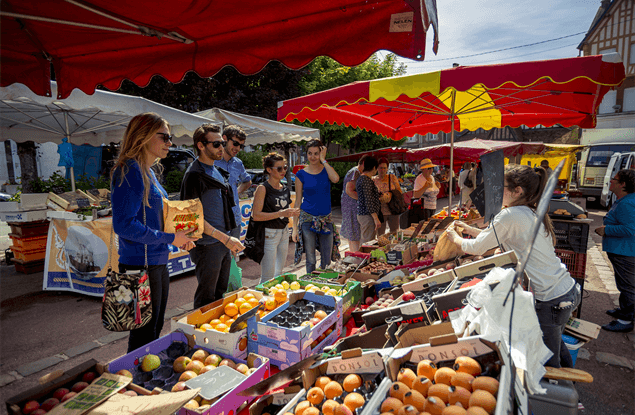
[321,160,328,165]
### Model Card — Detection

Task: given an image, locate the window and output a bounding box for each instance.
[623,87,635,112]
[598,90,617,114]
[600,48,617,55]
[588,144,635,167]
[630,43,635,65]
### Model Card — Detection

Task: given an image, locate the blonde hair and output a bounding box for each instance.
[111,113,168,207]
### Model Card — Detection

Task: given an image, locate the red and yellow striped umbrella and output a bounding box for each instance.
[278,54,626,140]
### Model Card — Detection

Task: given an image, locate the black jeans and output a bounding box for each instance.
[534,283,581,368]
[118,264,170,353]
[190,243,231,309]
[607,252,635,321]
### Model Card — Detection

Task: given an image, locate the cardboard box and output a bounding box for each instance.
[247,291,343,368]
[454,250,519,279]
[362,298,431,329]
[565,317,601,341]
[432,279,500,321]
[0,209,49,222]
[107,331,270,415]
[392,321,456,348]
[372,334,529,415]
[5,359,151,415]
[174,288,264,359]
[47,190,97,211]
[326,324,393,354]
[248,384,303,415]
[400,269,456,295]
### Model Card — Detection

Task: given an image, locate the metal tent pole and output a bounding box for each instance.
[448,90,456,208]
[64,112,76,191]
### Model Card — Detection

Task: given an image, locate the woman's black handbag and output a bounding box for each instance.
[387,175,407,215]
[243,217,265,263]
[101,207,152,332]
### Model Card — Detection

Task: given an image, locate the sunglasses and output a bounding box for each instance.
[157,132,173,143]
[228,139,246,150]
[204,140,226,148]
[272,165,288,173]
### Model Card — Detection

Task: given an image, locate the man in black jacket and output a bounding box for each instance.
[180,124,244,308]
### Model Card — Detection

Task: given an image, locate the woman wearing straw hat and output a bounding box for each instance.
[412,158,440,221]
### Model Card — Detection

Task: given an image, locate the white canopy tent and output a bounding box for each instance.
[195,107,319,145]
[0,82,218,147]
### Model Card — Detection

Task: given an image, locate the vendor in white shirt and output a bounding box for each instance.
[446,164,580,369]
[412,158,440,221]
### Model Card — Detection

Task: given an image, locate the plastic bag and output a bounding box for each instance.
[226,257,243,294]
[163,198,205,238]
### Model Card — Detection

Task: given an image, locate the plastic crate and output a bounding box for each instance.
[555,249,587,280]
[552,220,590,253]
[13,258,45,274]
[8,233,48,250]
[8,220,49,237]
[10,246,46,262]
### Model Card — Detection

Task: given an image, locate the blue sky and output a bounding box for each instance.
[382,0,604,74]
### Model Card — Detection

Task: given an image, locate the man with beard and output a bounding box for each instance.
[215,125,252,239]
[181,124,245,308]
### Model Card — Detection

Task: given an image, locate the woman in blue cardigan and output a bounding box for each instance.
[111,113,198,352]
[595,168,635,333]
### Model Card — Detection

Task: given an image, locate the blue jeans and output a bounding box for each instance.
[534,283,582,368]
[260,228,290,283]
[301,221,334,274]
[118,264,169,353]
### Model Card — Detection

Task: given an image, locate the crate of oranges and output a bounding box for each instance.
[277,348,391,415]
[365,334,527,415]
[174,288,271,359]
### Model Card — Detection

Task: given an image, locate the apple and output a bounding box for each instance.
[204,354,222,367]
[246,367,258,375]
[71,381,89,393]
[82,371,97,383]
[179,371,198,382]
[309,317,321,326]
[172,381,188,392]
[199,365,216,375]
[123,390,138,396]
[191,349,209,362]
[402,291,416,301]
[185,360,204,374]
[53,387,70,401]
[219,359,236,369]
[311,340,319,348]
[446,263,456,270]
[235,363,249,374]
[118,388,127,394]
[31,410,47,415]
[173,356,191,373]
[40,397,60,411]
[184,399,199,409]
[22,400,40,414]
[365,297,374,306]
[61,392,77,402]
[116,369,133,378]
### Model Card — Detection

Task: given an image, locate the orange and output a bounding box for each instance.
[243,293,256,301]
[226,318,235,326]
[215,323,228,332]
[219,314,230,324]
[274,290,288,304]
[314,310,327,321]
[248,298,260,308]
[235,298,246,308]
[239,302,253,314]
[199,323,213,331]
[265,297,277,311]
[343,374,362,392]
[239,337,248,351]
[225,303,239,317]
[306,387,325,405]
[323,381,343,399]
[343,393,365,411]
[209,319,222,328]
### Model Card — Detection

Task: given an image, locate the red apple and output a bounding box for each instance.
[61,391,77,402]
[402,291,416,301]
[71,381,89,392]
[446,263,456,270]
[123,390,138,396]
[53,387,70,401]
[365,297,375,306]
[309,317,321,326]
[82,371,97,383]
[172,381,187,392]
[31,410,47,415]
[40,397,60,411]
[22,400,40,414]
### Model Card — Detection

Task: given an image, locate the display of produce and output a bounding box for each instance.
[18,370,99,414]
[281,372,383,415]
[267,299,333,329]
[375,356,501,415]
[358,260,394,274]
[352,293,395,313]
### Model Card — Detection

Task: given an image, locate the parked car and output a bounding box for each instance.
[154,148,195,184]
[600,151,635,208]
[244,169,295,198]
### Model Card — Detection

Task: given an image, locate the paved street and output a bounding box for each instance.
[0,199,633,414]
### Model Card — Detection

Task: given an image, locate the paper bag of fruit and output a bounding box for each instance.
[163,198,205,238]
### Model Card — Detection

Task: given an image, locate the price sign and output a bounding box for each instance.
[184,365,246,401]
[76,198,91,208]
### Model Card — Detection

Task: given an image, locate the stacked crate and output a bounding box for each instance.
[8,221,49,274]
[552,219,590,318]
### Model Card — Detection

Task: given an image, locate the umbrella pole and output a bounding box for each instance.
[448,90,456,209]
[64,112,76,191]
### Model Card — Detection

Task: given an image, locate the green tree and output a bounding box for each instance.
[295,54,407,152]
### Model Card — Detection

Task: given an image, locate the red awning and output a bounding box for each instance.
[278,54,626,139]
[405,139,545,165]
[1,0,438,99]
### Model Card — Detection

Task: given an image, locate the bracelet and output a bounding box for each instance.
[226,234,231,245]
[321,160,328,165]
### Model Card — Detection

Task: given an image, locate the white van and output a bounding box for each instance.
[600,151,635,208]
